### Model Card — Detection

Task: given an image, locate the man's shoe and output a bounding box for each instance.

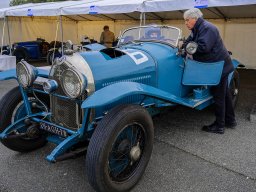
[202,123,224,134]
[225,121,237,129]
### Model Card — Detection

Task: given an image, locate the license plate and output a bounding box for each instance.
[40,122,68,137]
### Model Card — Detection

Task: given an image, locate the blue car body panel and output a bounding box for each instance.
[182,59,224,86]
[83,43,106,51]
[0,69,17,80]
[82,81,212,109]
[0,68,49,81]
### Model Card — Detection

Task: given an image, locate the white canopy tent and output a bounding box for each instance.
[0,0,256,68]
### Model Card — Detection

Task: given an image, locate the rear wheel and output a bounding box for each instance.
[0,86,49,152]
[229,70,240,108]
[86,104,154,192]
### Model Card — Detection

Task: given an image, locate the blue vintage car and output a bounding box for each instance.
[12,38,51,62]
[0,25,240,192]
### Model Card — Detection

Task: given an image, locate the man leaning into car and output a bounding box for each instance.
[183,8,237,134]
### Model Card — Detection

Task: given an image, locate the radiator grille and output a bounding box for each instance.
[50,62,85,130]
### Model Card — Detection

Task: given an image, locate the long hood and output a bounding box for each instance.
[79,47,157,90]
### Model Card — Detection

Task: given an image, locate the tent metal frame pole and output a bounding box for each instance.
[6,16,11,55]
[60,15,64,56]
[1,17,6,55]
[140,13,142,26]
[139,12,146,26]
[143,12,146,25]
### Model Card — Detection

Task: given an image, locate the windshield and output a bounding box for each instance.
[118,25,181,47]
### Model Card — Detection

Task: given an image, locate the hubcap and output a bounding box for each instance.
[234,88,238,96]
[130,145,141,162]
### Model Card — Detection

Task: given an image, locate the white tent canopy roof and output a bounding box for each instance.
[142,0,256,12]
[0,0,256,19]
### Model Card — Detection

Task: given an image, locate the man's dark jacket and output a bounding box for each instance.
[185,17,234,74]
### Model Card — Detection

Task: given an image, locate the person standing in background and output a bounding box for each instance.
[100,25,115,48]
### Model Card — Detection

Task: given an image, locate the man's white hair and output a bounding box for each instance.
[184,8,203,20]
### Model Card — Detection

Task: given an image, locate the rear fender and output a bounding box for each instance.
[232,59,240,68]
[82,82,195,109]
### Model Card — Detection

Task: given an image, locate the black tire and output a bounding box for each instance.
[0,86,48,152]
[40,42,50,57]
[229,70,240,108]
[13,47,29,62]
[86,104,154,192]
[47,50,59,65]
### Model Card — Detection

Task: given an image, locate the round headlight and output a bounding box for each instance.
[16,60,38,88]
[61,68,87,99]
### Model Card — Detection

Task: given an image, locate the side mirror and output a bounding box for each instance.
[186,42,198,55]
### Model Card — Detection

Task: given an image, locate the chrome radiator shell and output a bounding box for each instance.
[48,53,95,130]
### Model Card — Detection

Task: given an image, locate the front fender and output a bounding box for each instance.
[0,69,16,80]
[0,68,49,81]
[82,82,195,109]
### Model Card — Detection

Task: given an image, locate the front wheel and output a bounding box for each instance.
[86,104,154,192]
[0,86,49,152]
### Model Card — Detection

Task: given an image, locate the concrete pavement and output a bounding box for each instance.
[0,69,255,192]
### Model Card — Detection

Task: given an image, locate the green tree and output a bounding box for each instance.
[10,0,69,6]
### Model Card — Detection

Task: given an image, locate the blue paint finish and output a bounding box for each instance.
[20,87,32,115]
[83,43,106,51]
[232,59,240,68]
[0,69,17,80]
[37,68,50,78]
[0,68,48,82]
[78,108,91,137]
[0,112,48,139]
[80,46,157,116]
[24,45,40,59]
[46,133,80,162]
[182,59,224,86]
[46,135,64,145]
[80,49,157,92]
[82,81,209,109]
[15,40,45,59]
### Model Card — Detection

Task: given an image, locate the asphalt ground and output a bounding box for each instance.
[0,67,255,192]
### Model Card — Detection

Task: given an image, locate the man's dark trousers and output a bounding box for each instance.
[211,66,236,128]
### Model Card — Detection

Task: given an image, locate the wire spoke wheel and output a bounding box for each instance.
[86,104,154,192]
[108,123,145,182]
